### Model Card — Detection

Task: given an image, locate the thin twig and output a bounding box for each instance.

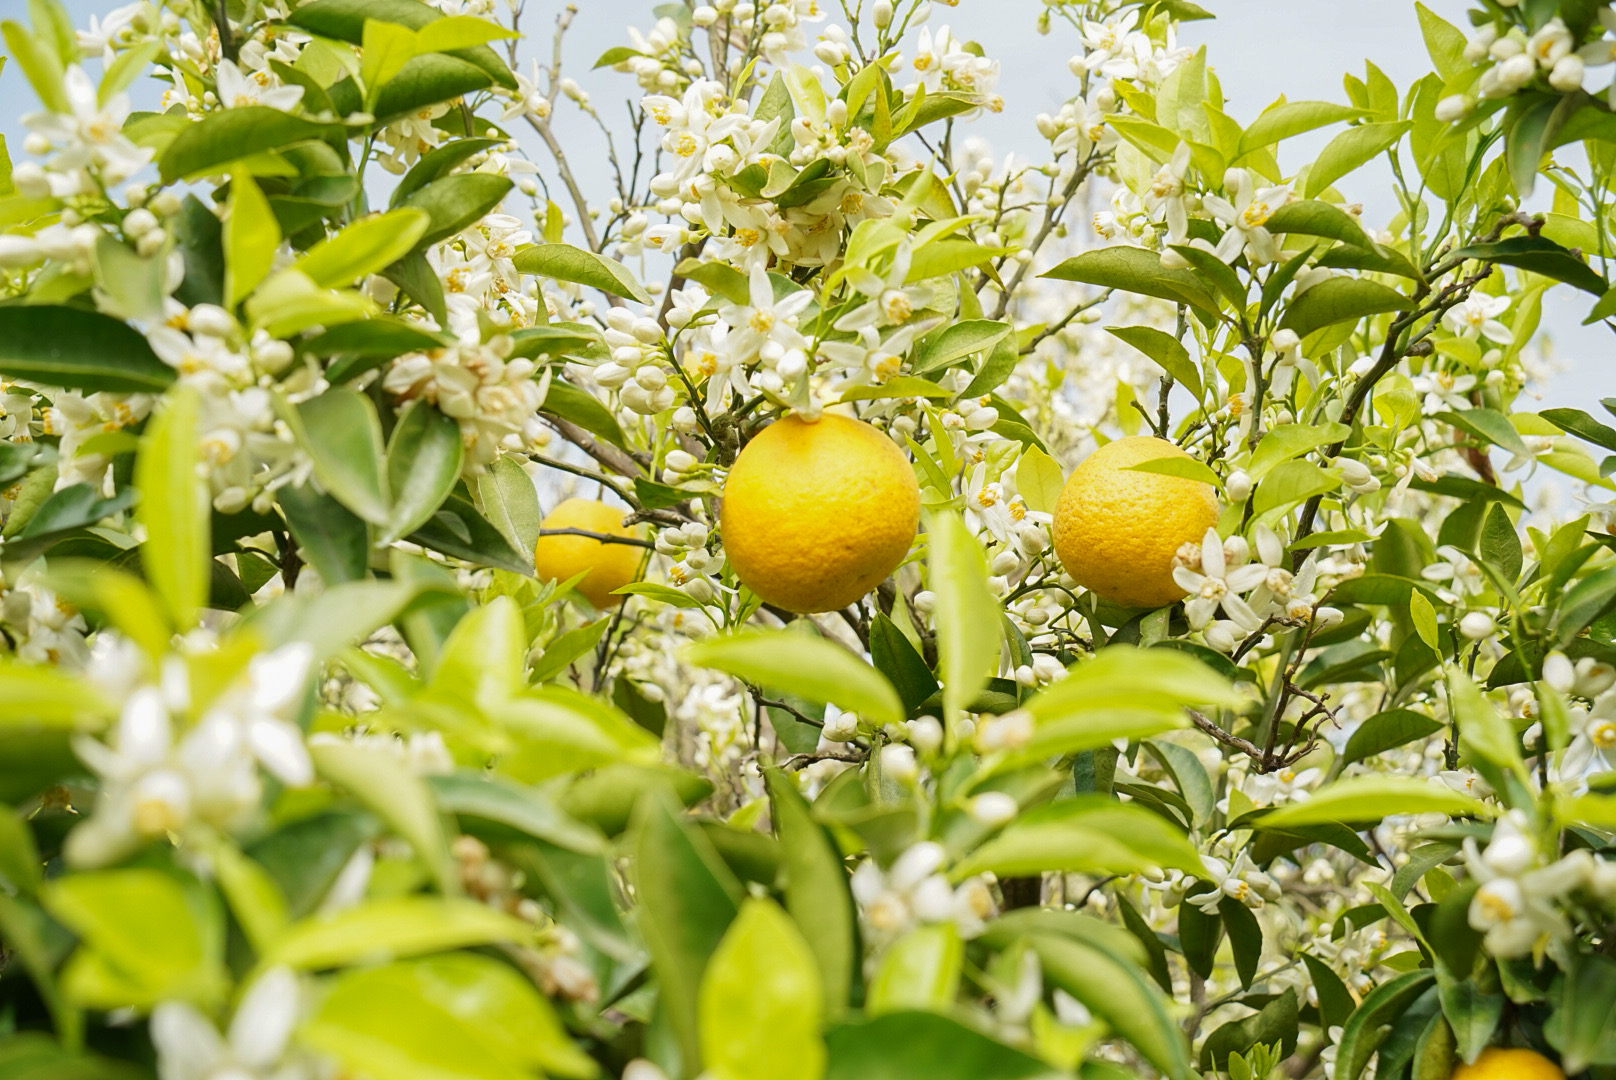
[538,527,655,549]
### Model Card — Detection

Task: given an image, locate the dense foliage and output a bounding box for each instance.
[5,0,1616,1077]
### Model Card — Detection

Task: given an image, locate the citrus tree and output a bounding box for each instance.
[5,0,1616,1077]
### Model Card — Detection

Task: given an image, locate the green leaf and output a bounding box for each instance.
[0,803,41,896]
[290,387,391,524]
[1303,120,1412,197]
[1303,953,1357,1034]
[1416,3,1468,83]
[225,170,280,306]
[1436,971,1504,1066]
[476,455,542,562]
[685,630,904,727]
[1342,709,1445,765]
[295,208,432,288]
[1334,971,1436,1080]
[278,484,369,584]
[911,320,1012,375]
[383,402,463,544]
[541,381,630,450]
[632,794,743,1072]
[0,306,175,393]
[1542,407,1616,452]
[136,387,209,630]
[1446,668,1525,780]
[1505,96,1560,198]
[42,868,225,1010]
[674,257,751,305]
[928,509,1003,724]
[1042,246,1218,315]
[511,242,652,304]
[360,18,420,104]
[94,234,164,321]
[1435,407,1529,459]
[1256,776,1489,828]
[99,39,160,106]
[767,771,858,1015]
[1032,933,1195,1080]
[1200,987,1299,1071]
[412,13,517,52]
[1280,277,1410,339]
[1478,503,1523,584]
[1545,954,1616,1073]
[1125,456,1222,487]
[1,21,67,113]
[867,923,961,1015]
[1106,325,1202,400]
[391,137,508,206]
[954,797,1205,878]
[1239,101,1367,156]
[266,895,530,968]
[1555,564,1616,642]
[1016,446,1065,515]
[1452,236,1606,295]
[401,173,516,247]
[700,898,826,1080]
[288,0,515,89]
[309,738,455,893]
[1248,423,1352,481]
[1410,589,1439,649]
[0,661,113,728]
[159,106,337,183]
[302,954,594,1080]
[824,1012,1057,1080]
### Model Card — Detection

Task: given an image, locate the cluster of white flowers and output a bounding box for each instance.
[384,332,551,470]
[851,841,998,941]
[1171,526,1339,654]
[67,636,316,868]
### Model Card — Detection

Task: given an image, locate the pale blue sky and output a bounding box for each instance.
[4,0,1608,415]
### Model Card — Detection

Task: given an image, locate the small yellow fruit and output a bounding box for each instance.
[1450,1047,1565,1080]
[533,498,643,608]
[721,413,919,614]
[1052,435,1220,610]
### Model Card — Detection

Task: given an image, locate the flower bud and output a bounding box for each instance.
[969,791,1018,827]
[1459,611,1496,640]
[1225,469,1253,501]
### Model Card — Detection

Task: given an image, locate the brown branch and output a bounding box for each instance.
[538,527,655,549]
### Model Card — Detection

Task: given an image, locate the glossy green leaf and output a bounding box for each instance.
[1042,246,1218,315]
[401,173,515,247]
[383,402,463,544]
[159,106,337,183]
[1452,236,1605,295]
[767,771,857,1014]
[1342,709,1445,765]
[954,797,1204,878]
[309,738,455,893]
[867,923,961,1015]
[928,509,1002,724]
[1032,933,1194,1080]
[266,895,530,968]
[824,1012,1057,1080]
[42,869,225,1010]
[1281,276,1410,339]
[632,794,743,1071]
[135,387,208,630]
[700,898,826,1080]
[685,630,904,727]
[1334,970,1436,1080]
[911,320,1012,375]
[0,306,175,393]
[302,954,594,1080]
[1239,101,1367,155]
[225,170,280,306]
[1545,954,1616,1073]
[291,387,391,524]
[1106,325,1202,400]
[1303,120,1412,197]
[296,208,432,288]
[1257,776,1489,828]
[511,243,653,304]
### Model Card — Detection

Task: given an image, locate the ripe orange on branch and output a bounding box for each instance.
[1052,435,1220,610]
[721,413,920,614]
[533,498,644,608]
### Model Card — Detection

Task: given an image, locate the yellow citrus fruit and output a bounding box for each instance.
[1451,1048,1565,1080]
[533,498,643,608]
[721,413,919,614]
[1052,435,1220,610]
